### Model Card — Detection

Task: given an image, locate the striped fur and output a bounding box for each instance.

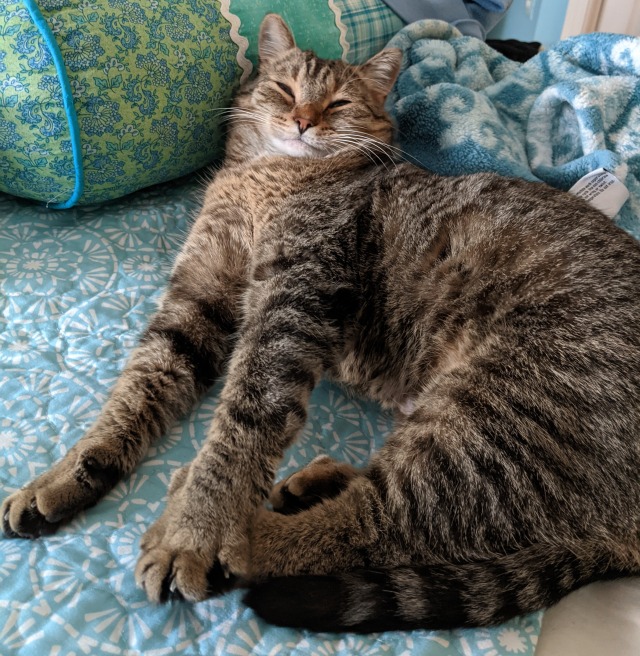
[246,543,637,632]
[3,14,639,631]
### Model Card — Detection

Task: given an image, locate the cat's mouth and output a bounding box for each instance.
[271,135,326,158]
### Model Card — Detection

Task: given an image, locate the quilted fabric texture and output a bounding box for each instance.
[0,180,541,655]
[0,0,403,208]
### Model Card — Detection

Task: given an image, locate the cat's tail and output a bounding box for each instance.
[244,542,640,633]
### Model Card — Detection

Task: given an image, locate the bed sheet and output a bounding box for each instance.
[0,177,540,655]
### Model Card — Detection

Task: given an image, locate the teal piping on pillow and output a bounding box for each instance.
[23,0,84,209]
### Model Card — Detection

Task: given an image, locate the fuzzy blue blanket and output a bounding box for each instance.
[387,21,640,240]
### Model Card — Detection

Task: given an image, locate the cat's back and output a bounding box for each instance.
[375,165,640,307]
[349,165,640,430]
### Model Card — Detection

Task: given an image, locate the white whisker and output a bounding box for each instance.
[331,137,390,171]
[335,128,422,168]
[334,132,399,172]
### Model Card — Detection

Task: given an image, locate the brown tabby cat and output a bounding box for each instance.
[3,14,640,633]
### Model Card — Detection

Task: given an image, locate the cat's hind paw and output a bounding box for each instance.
[269,455,358,515]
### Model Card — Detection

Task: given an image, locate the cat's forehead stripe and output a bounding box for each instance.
[305,53,318,78]
[294,57,330,80]
[287,58,339,100]
[316,64,333,87]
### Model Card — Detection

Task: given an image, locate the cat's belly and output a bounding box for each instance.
[329,360,417,416]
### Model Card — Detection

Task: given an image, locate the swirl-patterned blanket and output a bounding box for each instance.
[387,21,640,240]
[0,178,540,655]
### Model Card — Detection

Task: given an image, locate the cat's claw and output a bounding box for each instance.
[135,545,237,603]
[1,493,61,539]
[2,507,19,538]
[207,560,238,594]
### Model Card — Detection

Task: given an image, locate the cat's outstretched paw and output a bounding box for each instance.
[135,543,237,603]
[1,446,122,538]
[135,464,243,603]
[269,455,358,515]
[1,491,61,539]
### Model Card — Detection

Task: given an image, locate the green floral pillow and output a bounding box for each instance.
[0,0,403,208]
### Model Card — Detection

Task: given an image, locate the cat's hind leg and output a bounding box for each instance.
[250,470,395,578]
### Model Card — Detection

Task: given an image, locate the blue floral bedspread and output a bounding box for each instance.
[0,178,540,655]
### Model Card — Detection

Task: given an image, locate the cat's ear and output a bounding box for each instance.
[359,48,402,100]
[259,14,296,65]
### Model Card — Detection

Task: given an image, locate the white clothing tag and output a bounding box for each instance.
[568,168,629,219]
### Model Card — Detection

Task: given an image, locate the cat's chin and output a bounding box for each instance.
[270,137,324,158]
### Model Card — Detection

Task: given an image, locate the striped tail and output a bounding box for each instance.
[244,544,638,633]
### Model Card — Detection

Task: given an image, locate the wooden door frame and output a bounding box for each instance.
[561,0,604,38]
[562,0,640,37]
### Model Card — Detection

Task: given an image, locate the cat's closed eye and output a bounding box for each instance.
[327,99,351,110]
[276,82,295,100]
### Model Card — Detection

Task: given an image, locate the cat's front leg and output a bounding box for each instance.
[135,459,241,602]
[136,253,356,602]
[2,196,252,539]
[134,430,252,602]
[0,334,203,539]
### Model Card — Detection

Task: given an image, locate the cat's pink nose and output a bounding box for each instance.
[295,117,312,134]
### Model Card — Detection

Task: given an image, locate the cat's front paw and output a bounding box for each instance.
[1,489,61,539]
[2,445,122,538]
[135,468,246,603]
[135,539,237,603]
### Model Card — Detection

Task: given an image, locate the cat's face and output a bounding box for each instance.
[229,14,401,161]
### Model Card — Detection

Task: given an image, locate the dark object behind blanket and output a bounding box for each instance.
[487,38,542,62]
